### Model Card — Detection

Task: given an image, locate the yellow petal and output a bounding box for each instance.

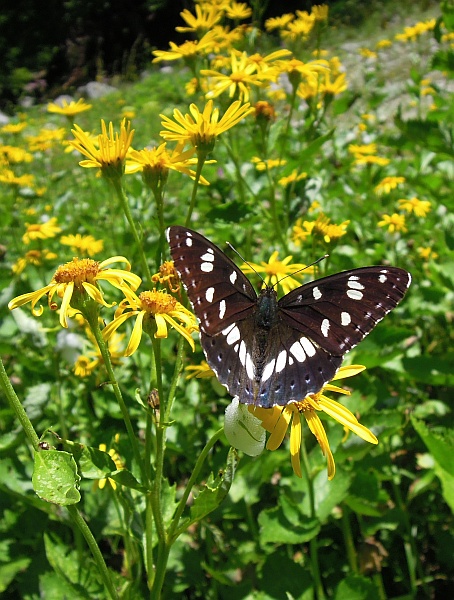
[125,311,146,356]
[59,281,74,328]
[267,405,293,450]
[333,365,366,380]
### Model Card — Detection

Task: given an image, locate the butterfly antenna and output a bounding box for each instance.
[275,254,329,289]
[226,241,267,286]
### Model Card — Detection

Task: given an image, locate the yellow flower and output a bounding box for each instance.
[185,360,215,379]
[97,436,124,491]
[69,119,134,179]
[241,251,313,295]
[278,169,307,187]
[1,122,27,134]
[225,2,252,20]
[293,214,349,245]
[417,246,438,261]
[275,58,329,90]
[151,261,180,293]
[265,14,295,32]
[202,51,264,103]
[281,12,316,41]
[374,176,406,195]
[47,98,92,117]
[378,213,407,233]
[0,145,33,163]
[175,4,222,34]
[321,71,347,96]
[251,157,286,171]
[359,48,377,59]
[8,257,141,328]
[60,233,104,256]
[376,39,393,49]
[26,128,66,152]
[160,99,254,152]
[126,142,211,186]
[12,249,57,275]
[0,169,35,187]
[348,143,377,156]
[152,30,218,63]
[249,366,376,479]
[353,155,390,167]
[74,330,124,378]
[397,197,431,217]
[102,288,198,356]
[311,4,329,21]
[22,217,61,244]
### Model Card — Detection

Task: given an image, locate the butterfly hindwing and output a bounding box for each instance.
[200,318,342,407]
[167,226,257,335]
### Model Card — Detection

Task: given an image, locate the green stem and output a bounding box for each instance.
[169,427,224,542]
[111,177,153,286]
[341,506,358,573]
[67,505,119,600]
[88,317,148,487]
[300,440,325,600]
[184,152,208,227]
[0,357,40,451]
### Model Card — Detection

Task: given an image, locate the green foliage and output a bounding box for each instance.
[0,1,453,599]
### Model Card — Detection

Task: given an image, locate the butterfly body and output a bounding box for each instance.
[167,226,411,408]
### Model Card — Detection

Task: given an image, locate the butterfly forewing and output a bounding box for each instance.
[279,267,412,354]
[166,226,411,408]
[167,226,257,335]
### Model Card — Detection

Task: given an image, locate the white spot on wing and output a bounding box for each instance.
[378,274,387,283]
[229,271,237,285]
[341,311,351,326]
[205,287,215,302]
[300,337,316,357]
[238,340,246,366]
[219,299,226,319]
[226,325,240,345]
[245,353,254,380]
[201,251,215,262]
[321,318,330,338]
[185,237,192,247]
[261,359,276,382]
[313,286,322,300]
[275,350,287,373]
[221,323,235,335]
[289,340,306,362]
[347,278,365,290]
[347,289,363,300]
[201,262,213,273]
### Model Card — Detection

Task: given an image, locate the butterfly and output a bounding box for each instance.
[167,226,411,408]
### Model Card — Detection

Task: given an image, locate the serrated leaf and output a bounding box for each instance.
[43,533,104,598]
[0,557,31,593]
[189,447,239,523]
[32,450,80,505]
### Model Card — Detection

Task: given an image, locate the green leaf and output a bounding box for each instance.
[258,498,320,545]
[402,355,454,387]
[334,574,377,600]
[32,450,81,505]
[43,533,106,598]
[411,417,454,512]
[108,469,145,491]
[189,447,239,523]
[0,556,31,593]
[63,439,117,479]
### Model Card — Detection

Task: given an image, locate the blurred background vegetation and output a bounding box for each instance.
[0,0,436,112]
